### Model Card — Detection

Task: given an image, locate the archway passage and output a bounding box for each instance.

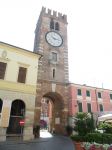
[7,99,25,134]
[40,92,66,134]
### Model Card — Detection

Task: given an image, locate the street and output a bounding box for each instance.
[0,130,74,150]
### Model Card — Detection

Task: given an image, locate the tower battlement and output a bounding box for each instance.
[41,7,67,23]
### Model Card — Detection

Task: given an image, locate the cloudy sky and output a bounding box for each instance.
[0,0,112,89]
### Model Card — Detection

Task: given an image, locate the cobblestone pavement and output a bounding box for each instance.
[0,135,74,150]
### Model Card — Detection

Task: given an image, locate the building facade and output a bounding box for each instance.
[0,42,41,141]
[33,7,69,134]
[1,7,112,139]
[69,83,112,119]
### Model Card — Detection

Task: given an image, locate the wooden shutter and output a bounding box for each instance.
[18,67,27,83]
[0,62,7,79]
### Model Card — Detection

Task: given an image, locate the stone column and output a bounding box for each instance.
[23,110,34,141]
[0,99,11,141]
[34,107,41,125]
[0,127,7,141]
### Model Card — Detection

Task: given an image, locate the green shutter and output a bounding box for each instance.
[78,103,82,112]
[98,92,101,98]
[110,94,112,100]
[99,104,103,112]
[86,90,90,97]
[87,103,91,113]
[78,89,81,96]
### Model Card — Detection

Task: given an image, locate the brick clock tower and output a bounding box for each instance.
[33,7,69,134]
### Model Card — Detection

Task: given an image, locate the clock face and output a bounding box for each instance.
[45,31,63,47]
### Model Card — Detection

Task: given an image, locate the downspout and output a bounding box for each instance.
[95,88,99,112]
[94,88,99,127]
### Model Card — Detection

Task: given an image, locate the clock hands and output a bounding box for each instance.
[52,35,61,41]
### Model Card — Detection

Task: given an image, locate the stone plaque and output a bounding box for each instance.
[55,118,60,124]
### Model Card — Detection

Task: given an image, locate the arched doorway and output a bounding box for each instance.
[40,92,65,134]
[7,99,25,134]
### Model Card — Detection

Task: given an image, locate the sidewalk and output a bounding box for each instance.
[0,130,53,145]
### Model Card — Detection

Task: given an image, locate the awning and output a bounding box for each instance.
[98,114,112,122]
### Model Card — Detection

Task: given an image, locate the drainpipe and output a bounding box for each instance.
[95,88,99,112]
[94,88,99,127]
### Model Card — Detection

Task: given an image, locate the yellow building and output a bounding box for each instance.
[0,42,41,141]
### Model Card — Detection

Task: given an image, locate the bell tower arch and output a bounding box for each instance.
[33,7,69,134]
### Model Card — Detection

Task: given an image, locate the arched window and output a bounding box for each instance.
[0,99,3,113]
[55,22,59,31]
[50,19,54,29]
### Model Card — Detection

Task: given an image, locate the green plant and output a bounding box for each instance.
[71,135,85,142]
[65,125,73,136]
[98,122,112,133]
[73,112,95,136]
[85,133,102,144]
[102,133,112,144]
[85,133,112,144]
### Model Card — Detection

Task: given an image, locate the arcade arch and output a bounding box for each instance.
[7,99,25,134]
[40,92,65,133]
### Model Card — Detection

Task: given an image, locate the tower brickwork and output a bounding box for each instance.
[33,7,69,134]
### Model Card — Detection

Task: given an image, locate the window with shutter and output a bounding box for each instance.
[87,103,91,113]
[110,94,112,100]
[78,102,82,112]
[98,92,102,98]
[86,90,90,97]
[77,89,82,96]
[17,67,27,83]
[99,104,103,112]
[0,62,7,79]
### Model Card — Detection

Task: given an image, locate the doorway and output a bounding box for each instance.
[7,99,25,135]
